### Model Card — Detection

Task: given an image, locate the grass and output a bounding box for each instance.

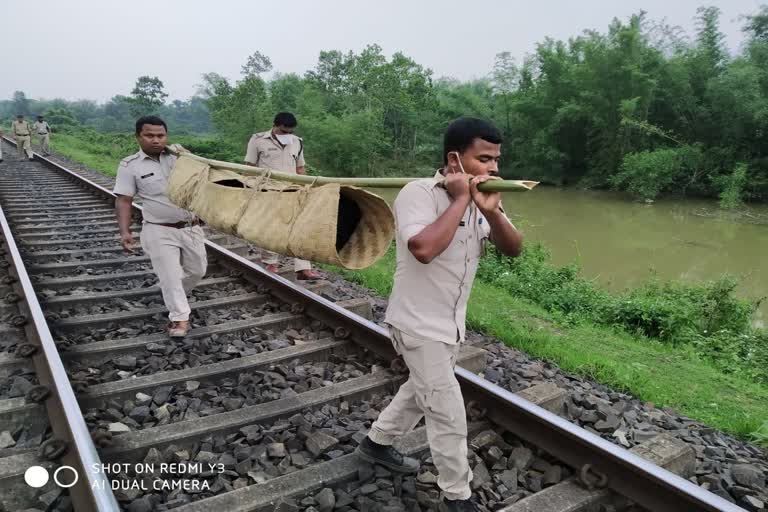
[50,130,242,177]
[51,133,123,176]
[328,252,768,444]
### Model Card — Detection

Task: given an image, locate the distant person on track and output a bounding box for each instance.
[244,111,321,280]
[0,127,4,163]
[113,115,207,339]
[33,115,52,156]
[11,115,33,161]
[355,117,523,512]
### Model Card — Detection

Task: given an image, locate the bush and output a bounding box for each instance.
[606,276,752,342]
[173,135,241,162]
[477,243,611,321]
[612,145,703,200]
[718,162,748,209]
[58,127,241,163]
[478,244,767,382]
[692,329,768,383]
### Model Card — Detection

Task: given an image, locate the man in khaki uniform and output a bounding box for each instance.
[244,112,321,280]
[33,116,52,155]
[356,118,523,512]
[11,115,33,160]
[114,115,207,338]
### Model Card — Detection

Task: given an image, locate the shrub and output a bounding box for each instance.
[478,244,766,382]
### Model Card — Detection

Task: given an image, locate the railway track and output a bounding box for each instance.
[0,137,747,512]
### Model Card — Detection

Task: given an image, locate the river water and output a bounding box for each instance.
[369,186,768,327]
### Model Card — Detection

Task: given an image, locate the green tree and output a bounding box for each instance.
[491,52,518,135]
[196,72,230,99]
[43,107,78,127]
[129,76,168,117]
[270,73,304,113]
[25,4,768,196]
[68,99,101,124]
[695,6,727,73]
[102,95,134,132]
[241,51,273,78]
[12,91,29,115]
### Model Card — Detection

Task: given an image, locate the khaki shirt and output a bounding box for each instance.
[385,170,513,344]
[244,131,305,173]
[113,149,193,224]
[11,121,30,137]
[33,121,50,135]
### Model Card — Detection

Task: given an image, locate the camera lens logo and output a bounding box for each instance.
[24,466,49,488]
[24,466,79,488]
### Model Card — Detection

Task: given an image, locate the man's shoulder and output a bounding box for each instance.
[246,132,270,147]
[395,178,440,207]
[119,151,143,169]
[402,177,439,194]
[251,131,271,141]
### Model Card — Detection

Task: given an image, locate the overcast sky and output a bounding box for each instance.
[2,0,765,103]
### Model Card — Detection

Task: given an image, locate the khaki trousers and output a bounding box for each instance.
[15,136,32,159]
[37,133,50,154]
[140,223,207,321]
[369,327,472,500]
[260,249,311,272]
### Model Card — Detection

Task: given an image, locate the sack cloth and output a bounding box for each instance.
[168,155,394,269]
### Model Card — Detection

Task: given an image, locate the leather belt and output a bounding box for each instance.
[146,219,202,229]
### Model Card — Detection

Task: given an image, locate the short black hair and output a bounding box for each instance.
[135,115,167,135]
[443,117,502,164]
[16,114,23,118]
[273,112,297,128]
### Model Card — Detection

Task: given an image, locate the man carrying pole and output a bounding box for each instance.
[244,112,321,280]
[356,117,524,512]
[114,116,207,339]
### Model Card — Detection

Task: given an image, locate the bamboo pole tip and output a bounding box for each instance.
[521,181,540,190]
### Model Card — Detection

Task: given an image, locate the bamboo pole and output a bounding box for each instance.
[167,146,539,192]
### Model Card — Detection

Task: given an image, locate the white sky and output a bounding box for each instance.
[2,0,765,103]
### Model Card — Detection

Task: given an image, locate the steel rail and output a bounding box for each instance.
[0,147,119,512]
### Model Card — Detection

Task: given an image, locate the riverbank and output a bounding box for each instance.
[328,250,768,444]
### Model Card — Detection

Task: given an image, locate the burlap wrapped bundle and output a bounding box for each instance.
[167,155,394,269]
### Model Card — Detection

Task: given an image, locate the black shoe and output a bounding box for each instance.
[355,437,420,473]
[440,498,479,512]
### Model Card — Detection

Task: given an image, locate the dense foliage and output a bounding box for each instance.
[3,5,768,200]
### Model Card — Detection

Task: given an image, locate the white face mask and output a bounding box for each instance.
[276,133,293,145]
